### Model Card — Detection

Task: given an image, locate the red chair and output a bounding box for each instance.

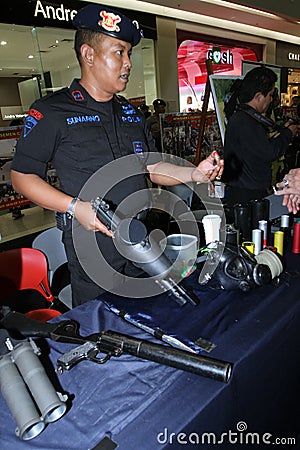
[0,248,62,322]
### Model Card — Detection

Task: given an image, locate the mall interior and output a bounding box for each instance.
[1,0,300,247]
[1,1,300,448]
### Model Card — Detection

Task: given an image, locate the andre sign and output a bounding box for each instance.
[34,0,77,22]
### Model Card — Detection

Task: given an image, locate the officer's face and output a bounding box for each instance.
[89,34,132,97]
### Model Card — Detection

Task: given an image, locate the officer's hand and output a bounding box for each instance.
[74,200,113,237]
[192,151,224,183]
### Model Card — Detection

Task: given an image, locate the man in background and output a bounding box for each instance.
[139,103,151,119]
[147,98,166,151]
[223,66,300,207]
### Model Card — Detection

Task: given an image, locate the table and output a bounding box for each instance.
[1,253,300,449]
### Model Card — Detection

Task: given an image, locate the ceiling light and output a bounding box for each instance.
[198,0,282,20]
[112,0,300,45]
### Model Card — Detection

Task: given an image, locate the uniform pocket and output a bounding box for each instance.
[64,125,114,171]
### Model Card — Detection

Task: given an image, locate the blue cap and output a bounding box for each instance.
[72,4,143,47]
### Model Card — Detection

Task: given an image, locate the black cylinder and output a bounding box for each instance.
[225,224,239,246]
[102,331,232,383]
[233,203,252,241]
[250,198,270,230]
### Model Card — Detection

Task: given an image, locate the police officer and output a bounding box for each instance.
[11,3,223,307]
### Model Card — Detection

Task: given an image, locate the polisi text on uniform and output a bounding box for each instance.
[34,0,77,21]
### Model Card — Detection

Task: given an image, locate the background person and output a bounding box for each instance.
[138,103,151,119]
[10,3,223,307]
[291,95,300,109]
[146,98,166,151]
[222,67,300,208]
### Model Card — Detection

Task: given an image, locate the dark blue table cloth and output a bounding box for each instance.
[1,254,300,449]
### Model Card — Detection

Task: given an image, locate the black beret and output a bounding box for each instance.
[72,4,143,47]
[153,99,166,107]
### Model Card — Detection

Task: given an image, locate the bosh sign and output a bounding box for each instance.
[207,47,233,65]
[34,0,77,22]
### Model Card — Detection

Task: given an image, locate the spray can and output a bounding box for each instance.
[292,221,300,254]
[252,229,262,255]
[274,231,284,256]
[258,220,268,247]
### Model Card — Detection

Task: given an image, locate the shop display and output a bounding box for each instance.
[160,111,222,162]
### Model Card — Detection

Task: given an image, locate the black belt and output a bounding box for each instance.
[55,212,71,231]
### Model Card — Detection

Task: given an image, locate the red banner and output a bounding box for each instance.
[0,197,30,211]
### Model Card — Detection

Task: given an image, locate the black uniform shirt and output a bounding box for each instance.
[223,104,292,191]
[12,79,160,211]
[12,80,164,301]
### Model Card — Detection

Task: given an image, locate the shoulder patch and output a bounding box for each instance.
[72,90,85,101]
[23,116,39,137]
[23,109,44,137]
[28,108,44,121]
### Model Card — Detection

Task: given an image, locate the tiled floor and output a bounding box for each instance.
[0,206,55,244]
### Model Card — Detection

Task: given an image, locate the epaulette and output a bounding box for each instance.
[36,87,69,104]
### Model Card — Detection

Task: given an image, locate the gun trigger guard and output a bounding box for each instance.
[89,353,112,364]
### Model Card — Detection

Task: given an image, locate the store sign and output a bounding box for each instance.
[288,52,300,61]
[34,0,77,22]
[1,107,27,122]
[1,0,157,38]
[207,47,233,65]
[178,40,258,112]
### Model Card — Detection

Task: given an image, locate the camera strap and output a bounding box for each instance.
[237,104,281,132]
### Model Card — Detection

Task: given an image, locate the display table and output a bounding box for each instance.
[1,253,300,449]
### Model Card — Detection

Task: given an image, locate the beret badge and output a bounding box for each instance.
[99,11,121,33]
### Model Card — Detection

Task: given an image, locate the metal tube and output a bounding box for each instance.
[101,331,232,383]
[0,354,45,440]
[252,229,262,255]
[11,340,67,423]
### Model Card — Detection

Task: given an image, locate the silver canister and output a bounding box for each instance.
[252,228,263,255]
[258,220,268,247]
